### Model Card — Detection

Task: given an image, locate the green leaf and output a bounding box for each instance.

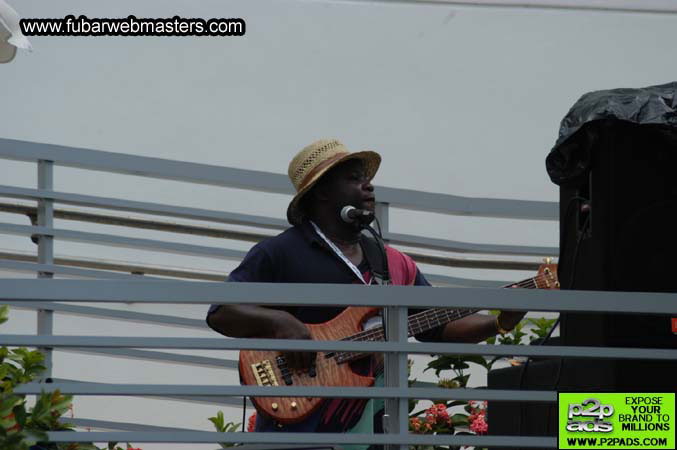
[425,355,470,376]
[12,404,27,427]
[0,305,9,325]
[526,317,557,341]
[451,413,469,426]
[223,422,241,433]
[208,410,226,432]
[69,444,101,450]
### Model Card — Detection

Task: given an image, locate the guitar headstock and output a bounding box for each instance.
[536,257,559,290]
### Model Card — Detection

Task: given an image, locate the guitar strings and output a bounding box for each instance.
[328,271,557,362]
[336,271,555,348]
[277,271,557,373]
[331,308,478,364]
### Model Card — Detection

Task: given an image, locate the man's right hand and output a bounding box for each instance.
[206,304,317,371]
[271,313,316,371]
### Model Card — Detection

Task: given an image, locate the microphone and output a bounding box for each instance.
[340,205,375,224]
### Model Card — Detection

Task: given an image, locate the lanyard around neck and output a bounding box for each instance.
[310,221,371,285]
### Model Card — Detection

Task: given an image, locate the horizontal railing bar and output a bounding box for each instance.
[64,417,204,433]
[0,259,152,279]
[409,252,539,270]
[364,0,677,14]
[60,348,237,369]
[4,301,207,329]
[0,139,557,220]
[17,383,557,401]
[386,231,557,257]
[1,198,558,268]
[379,187,557,220]
[424,274,506,287]
[0,138,293,194]
[0,185,288,229]
[0,252,227,281]
[0,205,546,271]
[2,279,675,314]
[51,378,249,407]
[0,222,248,260]
[43,431,556,447]
[4,335,676,360]
[0,194,556,257]
[0,251,507,286]
[0,201,273,243]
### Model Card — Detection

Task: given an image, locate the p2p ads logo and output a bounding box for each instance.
[558,393,675,449]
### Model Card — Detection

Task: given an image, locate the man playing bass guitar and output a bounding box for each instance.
[206,139,533,447]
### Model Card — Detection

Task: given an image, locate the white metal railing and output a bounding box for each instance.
[1,138,674,448]
[3,279,676,448]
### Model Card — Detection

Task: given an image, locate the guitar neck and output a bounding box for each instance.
[338,271,547,355]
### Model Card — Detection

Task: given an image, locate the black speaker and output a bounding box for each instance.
[488,121,677,448]
[557,120,677,391]
[487,342,561,448]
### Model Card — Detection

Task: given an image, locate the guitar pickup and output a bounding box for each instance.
[276,356,293,385]
[251,360,279,386]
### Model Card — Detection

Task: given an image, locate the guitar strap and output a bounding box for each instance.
[360,236,390,285]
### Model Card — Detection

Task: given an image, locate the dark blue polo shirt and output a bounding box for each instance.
[207,221,436,332]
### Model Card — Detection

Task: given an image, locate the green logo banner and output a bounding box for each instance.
[559,393,675,449]
[558,392,676,449]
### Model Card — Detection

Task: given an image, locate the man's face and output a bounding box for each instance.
[317,159,376,213]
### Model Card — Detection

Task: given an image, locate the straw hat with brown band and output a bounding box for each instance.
[286,139,381,225]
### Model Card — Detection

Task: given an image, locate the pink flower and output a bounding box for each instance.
[424,403,450,426]
[435,404,450,423]
[409,417,423,433]
[470,412,488,435]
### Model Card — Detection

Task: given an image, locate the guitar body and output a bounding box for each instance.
[239,306,380,424]
[239,262,559,425]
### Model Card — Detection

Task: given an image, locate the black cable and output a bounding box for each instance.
[559,195,590,285]
[515,195,589,436]
[543,213,591,433]
[241,395,246,432]
[567,212,590,290]
[373,215,384,239]
[551,212,591,389]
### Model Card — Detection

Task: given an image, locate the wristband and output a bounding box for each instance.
[495,314,510,335]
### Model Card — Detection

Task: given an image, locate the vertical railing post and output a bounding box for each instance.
[383,305,409,450]
[375,202,407,449]
[37,160,54,378]
[375,202,390,242]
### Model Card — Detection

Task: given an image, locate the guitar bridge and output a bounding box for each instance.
[251,360,279,386]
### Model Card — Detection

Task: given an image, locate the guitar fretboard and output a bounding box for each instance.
[327,270,554,364]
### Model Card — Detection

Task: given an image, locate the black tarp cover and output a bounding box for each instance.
[545,82,677,186]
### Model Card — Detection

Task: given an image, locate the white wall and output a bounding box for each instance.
[1,1,675,448]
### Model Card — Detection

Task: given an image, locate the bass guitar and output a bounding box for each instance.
[239,262,558,424]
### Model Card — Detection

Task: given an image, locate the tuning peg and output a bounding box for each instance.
[543,257,553,264]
